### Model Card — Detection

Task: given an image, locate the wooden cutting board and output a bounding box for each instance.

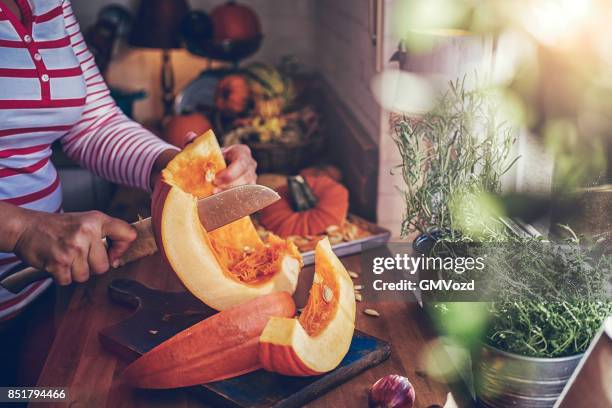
[99,279,391,408]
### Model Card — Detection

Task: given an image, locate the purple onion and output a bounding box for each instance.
[368,374,415,408]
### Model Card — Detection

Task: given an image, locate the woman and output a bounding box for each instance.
[0,0,257,320]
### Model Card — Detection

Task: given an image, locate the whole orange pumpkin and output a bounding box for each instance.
[259,174,349,237]
[164,112,212,148]
[215,74,250,114]
[210,1,261,41]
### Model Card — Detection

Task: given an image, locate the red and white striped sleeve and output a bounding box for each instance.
[59,0,178,191]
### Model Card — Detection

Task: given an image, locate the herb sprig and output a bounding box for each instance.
[392,77,517,238]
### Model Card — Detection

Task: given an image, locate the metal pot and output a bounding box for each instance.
[474,344,583,408]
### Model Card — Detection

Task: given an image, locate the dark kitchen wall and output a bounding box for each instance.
[313,0,381,143]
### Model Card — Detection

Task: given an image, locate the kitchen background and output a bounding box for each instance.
[59,0,610,238]
[17,1,611,406]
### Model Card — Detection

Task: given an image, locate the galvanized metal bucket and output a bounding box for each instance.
[474,344,583,408]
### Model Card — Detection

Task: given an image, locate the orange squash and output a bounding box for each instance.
[259,174,349,237]
[215,74,250,114]
[164,112,212,148]
[301,165,342,182]
[152,130,303,310]
[123,292,296,388]
[259,238,356,376]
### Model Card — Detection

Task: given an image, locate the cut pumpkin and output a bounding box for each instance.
[259,238,356,376]
[152,130,303,310]
[123,292,296,388]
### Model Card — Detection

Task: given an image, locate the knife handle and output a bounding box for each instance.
[0,218,158,294]
[1,267,51,294]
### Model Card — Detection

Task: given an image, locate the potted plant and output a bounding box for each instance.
[392,77,518,244]
[431,235,611,407]
[392,78,612,407]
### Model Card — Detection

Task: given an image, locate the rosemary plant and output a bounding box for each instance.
[395,79,611,359]
[393,78,518,238]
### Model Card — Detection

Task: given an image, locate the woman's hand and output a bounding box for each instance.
[12,210,136,285]
[151,132,257,193]
[215,144,257,192]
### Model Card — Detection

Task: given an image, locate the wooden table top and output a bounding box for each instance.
[31,252,456,408]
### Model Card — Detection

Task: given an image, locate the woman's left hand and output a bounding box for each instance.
[151,132,257,192]
[214,144,257,193]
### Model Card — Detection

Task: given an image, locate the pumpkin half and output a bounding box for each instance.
[259,238,356,376]
[123,292,296,388]
[152,130,302,310]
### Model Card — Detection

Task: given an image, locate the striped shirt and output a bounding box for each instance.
[0,0,176,320]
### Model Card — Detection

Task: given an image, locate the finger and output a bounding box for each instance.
[216,145,255,185]
[101,216,137,268]
[213,173,257,193]
[89,240,110,275]
[216,158,256,187]
[45,254,72,286]
[214,167,257,192]
[183,131,198,148]
[71,245,90,283]
[48,263,71,286]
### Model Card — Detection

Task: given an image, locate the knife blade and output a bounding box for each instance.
[0,185,280,294]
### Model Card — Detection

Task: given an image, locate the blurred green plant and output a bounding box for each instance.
[429,231,612,358]
[394,0,612,189]
[393,78,518,238]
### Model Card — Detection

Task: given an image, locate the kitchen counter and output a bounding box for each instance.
[27,252,456,407]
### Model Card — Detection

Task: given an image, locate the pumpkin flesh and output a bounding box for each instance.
[259,238,356,376]
[153,130,302,309]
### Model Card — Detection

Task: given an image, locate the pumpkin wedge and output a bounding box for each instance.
[259,238,356,376]
[123,292,296,388]
[152,130,302,310]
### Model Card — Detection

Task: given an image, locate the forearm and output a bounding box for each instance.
[60,1,178,191]
[150,149,179,190]
[0,202,28,253]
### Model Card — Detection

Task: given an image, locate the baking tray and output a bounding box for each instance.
[300,215,391,265]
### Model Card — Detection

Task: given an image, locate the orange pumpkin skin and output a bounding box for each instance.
[215,74,250,114]
[211,2,261,41]
[164,113,212,148]
[123,292,296,388]
[259,341,321,376]
[301,166,342,182]
[259,174,349,237]
[259,238,356,376]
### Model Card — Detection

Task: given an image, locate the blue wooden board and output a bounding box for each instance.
[99,279,391,408]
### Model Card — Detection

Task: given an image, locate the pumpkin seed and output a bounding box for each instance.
[322,285,334,302]
[363,309,380,317]
[355,293,363,302]
[148,330,159,335]
[205,169,215,183]
[326,225,340,234]
[354,284,364,290]
[348,271,359,279]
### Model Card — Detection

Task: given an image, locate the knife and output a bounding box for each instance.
[0,185,280,294]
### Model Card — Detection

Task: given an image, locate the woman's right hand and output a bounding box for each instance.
[11,210,136,285]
